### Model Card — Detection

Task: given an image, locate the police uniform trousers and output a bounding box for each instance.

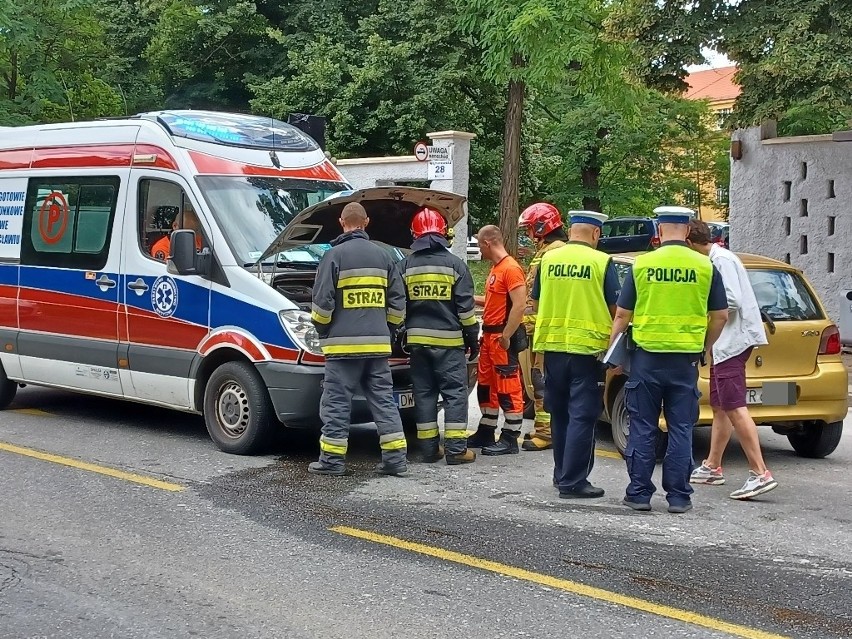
[410,346,469,456]
[318,357,408,469]
[624,349,699,507]
[476,333,524,434]
[543,352,603,491]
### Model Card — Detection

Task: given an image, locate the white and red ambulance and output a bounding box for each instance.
[0,110,469,453]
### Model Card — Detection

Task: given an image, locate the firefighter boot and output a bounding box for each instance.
[446,449,476,465]
[522,420,553,451]
[467,426,497,449]
[482,430,521,456]
[420,436,444,463]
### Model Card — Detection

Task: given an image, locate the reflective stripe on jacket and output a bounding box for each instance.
[398,244,477,348]
[632,245,712,353]
[311,230,406,358]
[534,243,612,355]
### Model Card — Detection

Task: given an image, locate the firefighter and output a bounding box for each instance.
[308,202,409,477]
[517,202,568,452]
[467,225,527,455]
[397,208,479,465]
[610,207,729,513]
[532,210,620,497]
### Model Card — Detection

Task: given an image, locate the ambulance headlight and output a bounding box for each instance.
[279,310,323,355]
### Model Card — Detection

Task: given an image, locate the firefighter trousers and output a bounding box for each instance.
[476,333,524,434]
[318,357,408,469]
[410,346,469,456]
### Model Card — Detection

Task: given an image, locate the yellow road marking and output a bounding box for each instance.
[12,408,52,417]
[331,526,788,639]
[0,441,184,492]
[595,448,622,459]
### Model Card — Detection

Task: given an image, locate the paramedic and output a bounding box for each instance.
[150,203,203,261]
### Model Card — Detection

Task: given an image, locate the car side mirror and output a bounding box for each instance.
[168,229,210,277]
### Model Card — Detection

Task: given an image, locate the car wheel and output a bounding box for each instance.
[0,362,17,409]
[203,361,274,455]
[610,384,668,460]
[787,421,843,459]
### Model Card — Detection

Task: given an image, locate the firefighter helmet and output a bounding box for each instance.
[411,207,448,239]
[518,202,563,239]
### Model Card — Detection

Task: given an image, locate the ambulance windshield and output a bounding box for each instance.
[197,176,349,265]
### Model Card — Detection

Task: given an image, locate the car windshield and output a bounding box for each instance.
[196,176,350,265]
[748,269,823,321]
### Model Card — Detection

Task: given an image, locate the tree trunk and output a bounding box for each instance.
[8,50,18,101]
[498,74,524,257]
[580,128,608,213]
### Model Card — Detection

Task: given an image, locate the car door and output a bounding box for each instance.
[17,174,127,395]
[119,173,211,407]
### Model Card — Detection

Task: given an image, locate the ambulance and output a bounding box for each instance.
[0,110,471,454]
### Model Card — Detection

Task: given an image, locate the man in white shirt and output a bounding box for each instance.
[686,220,778,500]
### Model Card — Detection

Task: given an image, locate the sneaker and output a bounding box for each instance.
[690,462,725,485]
[668,502,693,514]
[730,470,778,500]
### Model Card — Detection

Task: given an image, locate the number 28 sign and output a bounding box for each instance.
[427,144,454,181]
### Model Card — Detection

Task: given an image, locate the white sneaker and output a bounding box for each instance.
[730,470,778,500]
[690,462,725,485]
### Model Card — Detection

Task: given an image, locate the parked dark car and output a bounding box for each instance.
[597,217,660,254]
[708,222,730,249]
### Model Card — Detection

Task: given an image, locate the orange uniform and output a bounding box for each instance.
[477,255,526,433]
[150,234,202,261]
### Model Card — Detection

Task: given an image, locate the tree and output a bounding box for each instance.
[719,0,852,128]
[458,0,631,254]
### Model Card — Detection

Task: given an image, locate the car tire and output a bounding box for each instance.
[203,361,274,455]
[787,421,843,459]
[610,384,667,460]
[0,362,17,409]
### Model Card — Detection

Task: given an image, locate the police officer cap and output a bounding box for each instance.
[653,206,695,225]
[568,210,608,228]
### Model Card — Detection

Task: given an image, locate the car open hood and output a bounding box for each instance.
[255,186,467,264]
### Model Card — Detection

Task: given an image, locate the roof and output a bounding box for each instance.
[685,66,740,103]
[611,251,795,271]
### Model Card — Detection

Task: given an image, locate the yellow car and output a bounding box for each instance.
[521,252,848,458]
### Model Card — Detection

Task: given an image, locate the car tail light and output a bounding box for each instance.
[650,235,660,249]
[819,325,841,355]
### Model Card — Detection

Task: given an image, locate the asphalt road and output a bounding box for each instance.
[1,385,851,639]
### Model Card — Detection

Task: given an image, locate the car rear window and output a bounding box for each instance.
[748,269,823,321]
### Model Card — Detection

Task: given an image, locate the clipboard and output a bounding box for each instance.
[603,328,633,374]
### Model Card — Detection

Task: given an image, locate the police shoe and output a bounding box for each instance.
[481,432,520,456]
[446,449,476,465]
[376,462,410,477]
[558,485,605,499]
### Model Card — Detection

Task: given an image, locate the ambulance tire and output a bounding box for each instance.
[0,363,17,409]
[203,361,273,455]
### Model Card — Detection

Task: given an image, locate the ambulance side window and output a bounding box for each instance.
[138,179,206,262]
[20,176,119,270]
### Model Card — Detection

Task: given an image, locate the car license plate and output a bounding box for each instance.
[395,391,414,409]
[745,388,762,405]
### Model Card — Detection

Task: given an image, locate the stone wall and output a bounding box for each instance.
[730,123,852,324]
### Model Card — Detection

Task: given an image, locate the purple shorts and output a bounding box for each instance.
[710,347,754,411]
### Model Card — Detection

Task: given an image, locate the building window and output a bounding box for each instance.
[783,181,792,202]
[716,108,733,129]
[801,162,808,180]
[829,216,836,236]
[682,189,699,207]
[783,216,791,236]
[715,184,730,205]
[800,235,808,255]
[800,199,808,217]
[828,179,836,198]
[828,253,835,273]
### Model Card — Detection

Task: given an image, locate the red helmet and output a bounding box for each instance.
[518,203,563,239]
[411,207,448,239]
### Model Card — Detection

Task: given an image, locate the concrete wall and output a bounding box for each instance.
[730,123,852,323]
[334,131,475,262]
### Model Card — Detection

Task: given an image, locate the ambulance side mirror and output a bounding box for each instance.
[169,230,210,277]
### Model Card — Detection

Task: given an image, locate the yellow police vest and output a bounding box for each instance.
[533,243,612,355]
[632,245,713,353]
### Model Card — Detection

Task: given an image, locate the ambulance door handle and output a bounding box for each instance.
[95,274,117,291]
[128,278,149,295]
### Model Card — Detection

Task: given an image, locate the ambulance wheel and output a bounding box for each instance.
[203,361,273,455]
[0,363,17,409]
[610,385,667,460]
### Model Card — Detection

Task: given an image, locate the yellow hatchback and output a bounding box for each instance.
[597,252,848,458]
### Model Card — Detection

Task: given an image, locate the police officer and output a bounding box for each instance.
[609,207,728,513]
[397,208,479,465]
[517,203,568,452]
[532,210,620,497]
[309,202,409,477]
